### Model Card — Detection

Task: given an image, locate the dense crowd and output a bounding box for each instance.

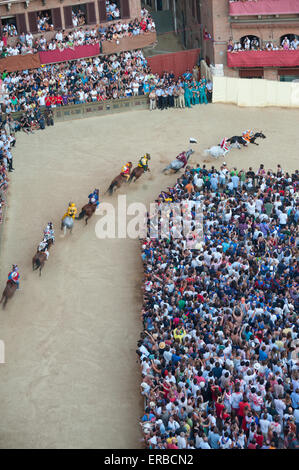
[0,13,155,58]
[0,51,210,112]
[138,162,299,449]
[0,49,150,111]
[228,36,299,52]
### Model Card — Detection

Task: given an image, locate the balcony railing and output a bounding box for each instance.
[227,50,299,68]
[229,0,299,16]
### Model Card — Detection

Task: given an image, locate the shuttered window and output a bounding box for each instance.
[28,11,38,34]
[16,14,27,34]
[52,8,62,30]
[120,0,130,19]
[98,0,107,22]
[87,2,96,25]
[64,6,73,28]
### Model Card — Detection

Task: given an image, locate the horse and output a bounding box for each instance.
[129,166,150,183]
[204,146,230,159]
[0,280,17,309]
[228,132,266,147]
[106,162,133,195]
[32,251,47,276]
[61,216,74,236]
[76,202,97,225]
[162,149,194,173]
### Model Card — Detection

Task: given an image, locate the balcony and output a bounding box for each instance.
[227,50,299,68]
[229,0,299,17]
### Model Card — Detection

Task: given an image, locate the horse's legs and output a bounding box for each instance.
[85,216,88,225]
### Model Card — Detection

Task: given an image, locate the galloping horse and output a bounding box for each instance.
[61,216,74,236]
[162,149,194,174]
[228,132,266,147]
[76,202,97,225]
[106,162,133,195]
[129,157,151,183]
[0,280,17,309]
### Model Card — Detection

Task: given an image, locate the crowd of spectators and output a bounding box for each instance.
[149,68,213,111]
[138,162,299,449]
[0,12,155,58]
[0,53,211,113]
[228,36,299,52]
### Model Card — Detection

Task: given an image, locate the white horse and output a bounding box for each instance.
[162,149,194,173]
[204,145,231,159]
[61,216,74,236]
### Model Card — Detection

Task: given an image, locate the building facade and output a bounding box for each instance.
[200,0,299,81]
[0,0,141,34]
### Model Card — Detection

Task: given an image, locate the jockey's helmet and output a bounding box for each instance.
[71,203,76,208]
[12,264,18,271]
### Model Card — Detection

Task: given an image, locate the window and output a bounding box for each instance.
[1,16,18,37]
[71,4,87,28]
[240,35,261,51]
[36,10,54,32]
[106,1,121,21]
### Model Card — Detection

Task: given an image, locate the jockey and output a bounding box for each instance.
[44,222,55,243]
[88,189,100,207]
[242,130,253,145]
[8,264,20,289]
[138,153,150,172]
[121,162,132,181]
[176,151,188,167]
[38,239,49,259]
[220,137,230,155]
[62,202,77,220]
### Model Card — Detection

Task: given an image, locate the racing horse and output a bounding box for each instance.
[61,216,74,236]
[0,280,17,309]
[32,251,47,276]
[129,156,151,183]
[106,162,133,195]
[162,149,194,173]
[76,202,97,225]
[227,132,266,147]
[204,145,230,160]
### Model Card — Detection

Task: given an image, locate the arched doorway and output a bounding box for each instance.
[240,35,260,50]
[280,34,299,49]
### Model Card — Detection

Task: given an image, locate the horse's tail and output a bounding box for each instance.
[107,181,117,196]
[33,256,41,270]
[76,209,85,220]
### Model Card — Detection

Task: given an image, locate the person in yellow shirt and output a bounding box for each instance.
[173,326,186,343]
[138,153,151,172]
[62,202,77,220]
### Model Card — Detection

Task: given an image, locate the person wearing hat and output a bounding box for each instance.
[8,264,20,289]
[62,202,77,220]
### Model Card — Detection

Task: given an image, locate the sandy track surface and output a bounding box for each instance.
[0,104,298,448]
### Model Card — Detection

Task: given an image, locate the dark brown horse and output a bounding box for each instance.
[0,280,17,309]
[76,202,97,225]
[106,162,133,195]
[32,251,47,276]
[129,165,150,183]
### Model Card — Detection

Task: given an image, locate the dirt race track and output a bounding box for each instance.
[0,104,298,449]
